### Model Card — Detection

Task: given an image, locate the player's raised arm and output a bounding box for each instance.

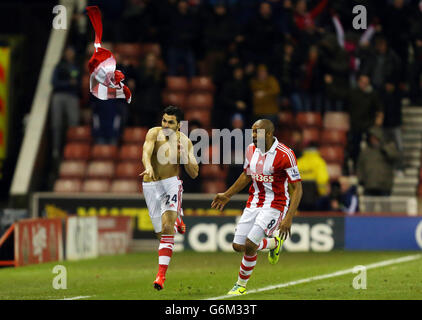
[180,136,199,179]
[140,128,158,180]
[211,171,251,211]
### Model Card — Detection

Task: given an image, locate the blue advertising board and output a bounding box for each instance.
[345,217,422,250]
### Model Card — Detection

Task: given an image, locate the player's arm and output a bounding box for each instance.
[279,181,302,240]
[140,128,158,180]
[180,138,199,179]
[211,171,252,211]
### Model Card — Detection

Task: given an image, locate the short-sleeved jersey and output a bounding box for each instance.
[243,137,301,211]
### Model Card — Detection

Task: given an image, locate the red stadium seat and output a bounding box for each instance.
[185,93,213,110]
[319,146,345,164]
[54,179,82,193]
[63,143,91,161]
[122,127,148,144]
[166,76,189,92]
[110,179,140,193]
[91,144,118,160]
[323,112,350,131]
[59,161,87,179]
[189,76,215,93]
[86,161,115,179]
[67,126,91,143]
[296,112,322,128]
[184,109,211,128]
[277,111,294,127]
[326,163,343,181]
[119,145,143,161]
[113,43,142,59]
[302,128,321,146]
[115,161,143,179]
[321,129,347,146]
[162,91,186,109]
[82,179,111,193]
[201,180,227,193]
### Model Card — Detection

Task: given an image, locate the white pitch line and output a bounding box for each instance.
[206,253,422,300]
[55,295,93,300]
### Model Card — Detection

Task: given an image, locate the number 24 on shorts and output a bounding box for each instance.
[165,194,178,205]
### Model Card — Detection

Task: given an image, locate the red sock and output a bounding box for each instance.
[158,235,174,277]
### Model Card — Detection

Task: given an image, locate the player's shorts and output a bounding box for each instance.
[233,206,287,245]
[142,176,183,233]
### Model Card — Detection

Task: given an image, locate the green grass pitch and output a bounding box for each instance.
[0,251,421,300]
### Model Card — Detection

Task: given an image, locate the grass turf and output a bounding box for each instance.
[0,251,421,300]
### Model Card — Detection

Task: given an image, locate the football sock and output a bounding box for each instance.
[237,253,257,287]
[257,237,277,251]
[158,234,174,277]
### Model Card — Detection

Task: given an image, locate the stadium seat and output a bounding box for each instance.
[166,76,189,92]
[319,145,345,164]
[113,43,142,59]
[67,126,92,143]
[63,143,91,161]
[184,109,211,128]
[326,163,343,181]
[139,43,161,57]
[277,111,294,127]
[119,144,143,161]
[86,161,115,179]
[82,179,111,193]
[115,161,143,179]
[321,129,347,146]
[185,93,213,110]
[110,179,140,193]
[201,180,227,193]
[91,144,118,160]
[53,179,82,193]
[59,161,87,179]
[189,76,215,93]
[274,129,291,145]
[296,112,322,128]
[200,164,228,180]
[302,128,321,146]
[323,112,350,131]
[122,127,148,144]
[162,91,186,109]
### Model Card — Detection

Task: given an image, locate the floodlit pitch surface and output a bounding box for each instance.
[0,251,421,300]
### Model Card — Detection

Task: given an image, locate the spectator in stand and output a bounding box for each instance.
[201,2,237,77]
[295,45,324,112]
[91,98,124,145]
[357,126,399,196]
[271,40,300,111]
[50,46,80,161]
[293,0,328,32]
[359,35,402,92]
[165,0,198,78]
[218,65,252,128]
[326,74,384,171]
[409,3,422,104]
[297,141,330,198]
[239,2,281,64]
[120,0,158,42]
[316,177,359,214]
[320,33,350,111]
[250,64,280,121]
[131,52,164,126]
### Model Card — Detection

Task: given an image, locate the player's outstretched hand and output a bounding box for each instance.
[278,218,292,240]
[211,193,230,211]
[139,166,156,180]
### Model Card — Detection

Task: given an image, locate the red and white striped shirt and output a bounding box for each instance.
[243,137,301,211]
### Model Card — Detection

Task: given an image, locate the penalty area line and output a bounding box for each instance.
[54,295,93,300]
[205,253,422,300]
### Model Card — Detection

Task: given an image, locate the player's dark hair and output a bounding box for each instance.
[163,105,184,123]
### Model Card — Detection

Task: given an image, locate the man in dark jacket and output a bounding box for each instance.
[357,126,399,196]
[50,46,80,160]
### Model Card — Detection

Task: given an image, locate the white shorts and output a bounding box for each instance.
[142,176,183,233]
[233,206,287,246]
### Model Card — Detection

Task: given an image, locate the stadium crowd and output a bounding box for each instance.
[50,0,422,212]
